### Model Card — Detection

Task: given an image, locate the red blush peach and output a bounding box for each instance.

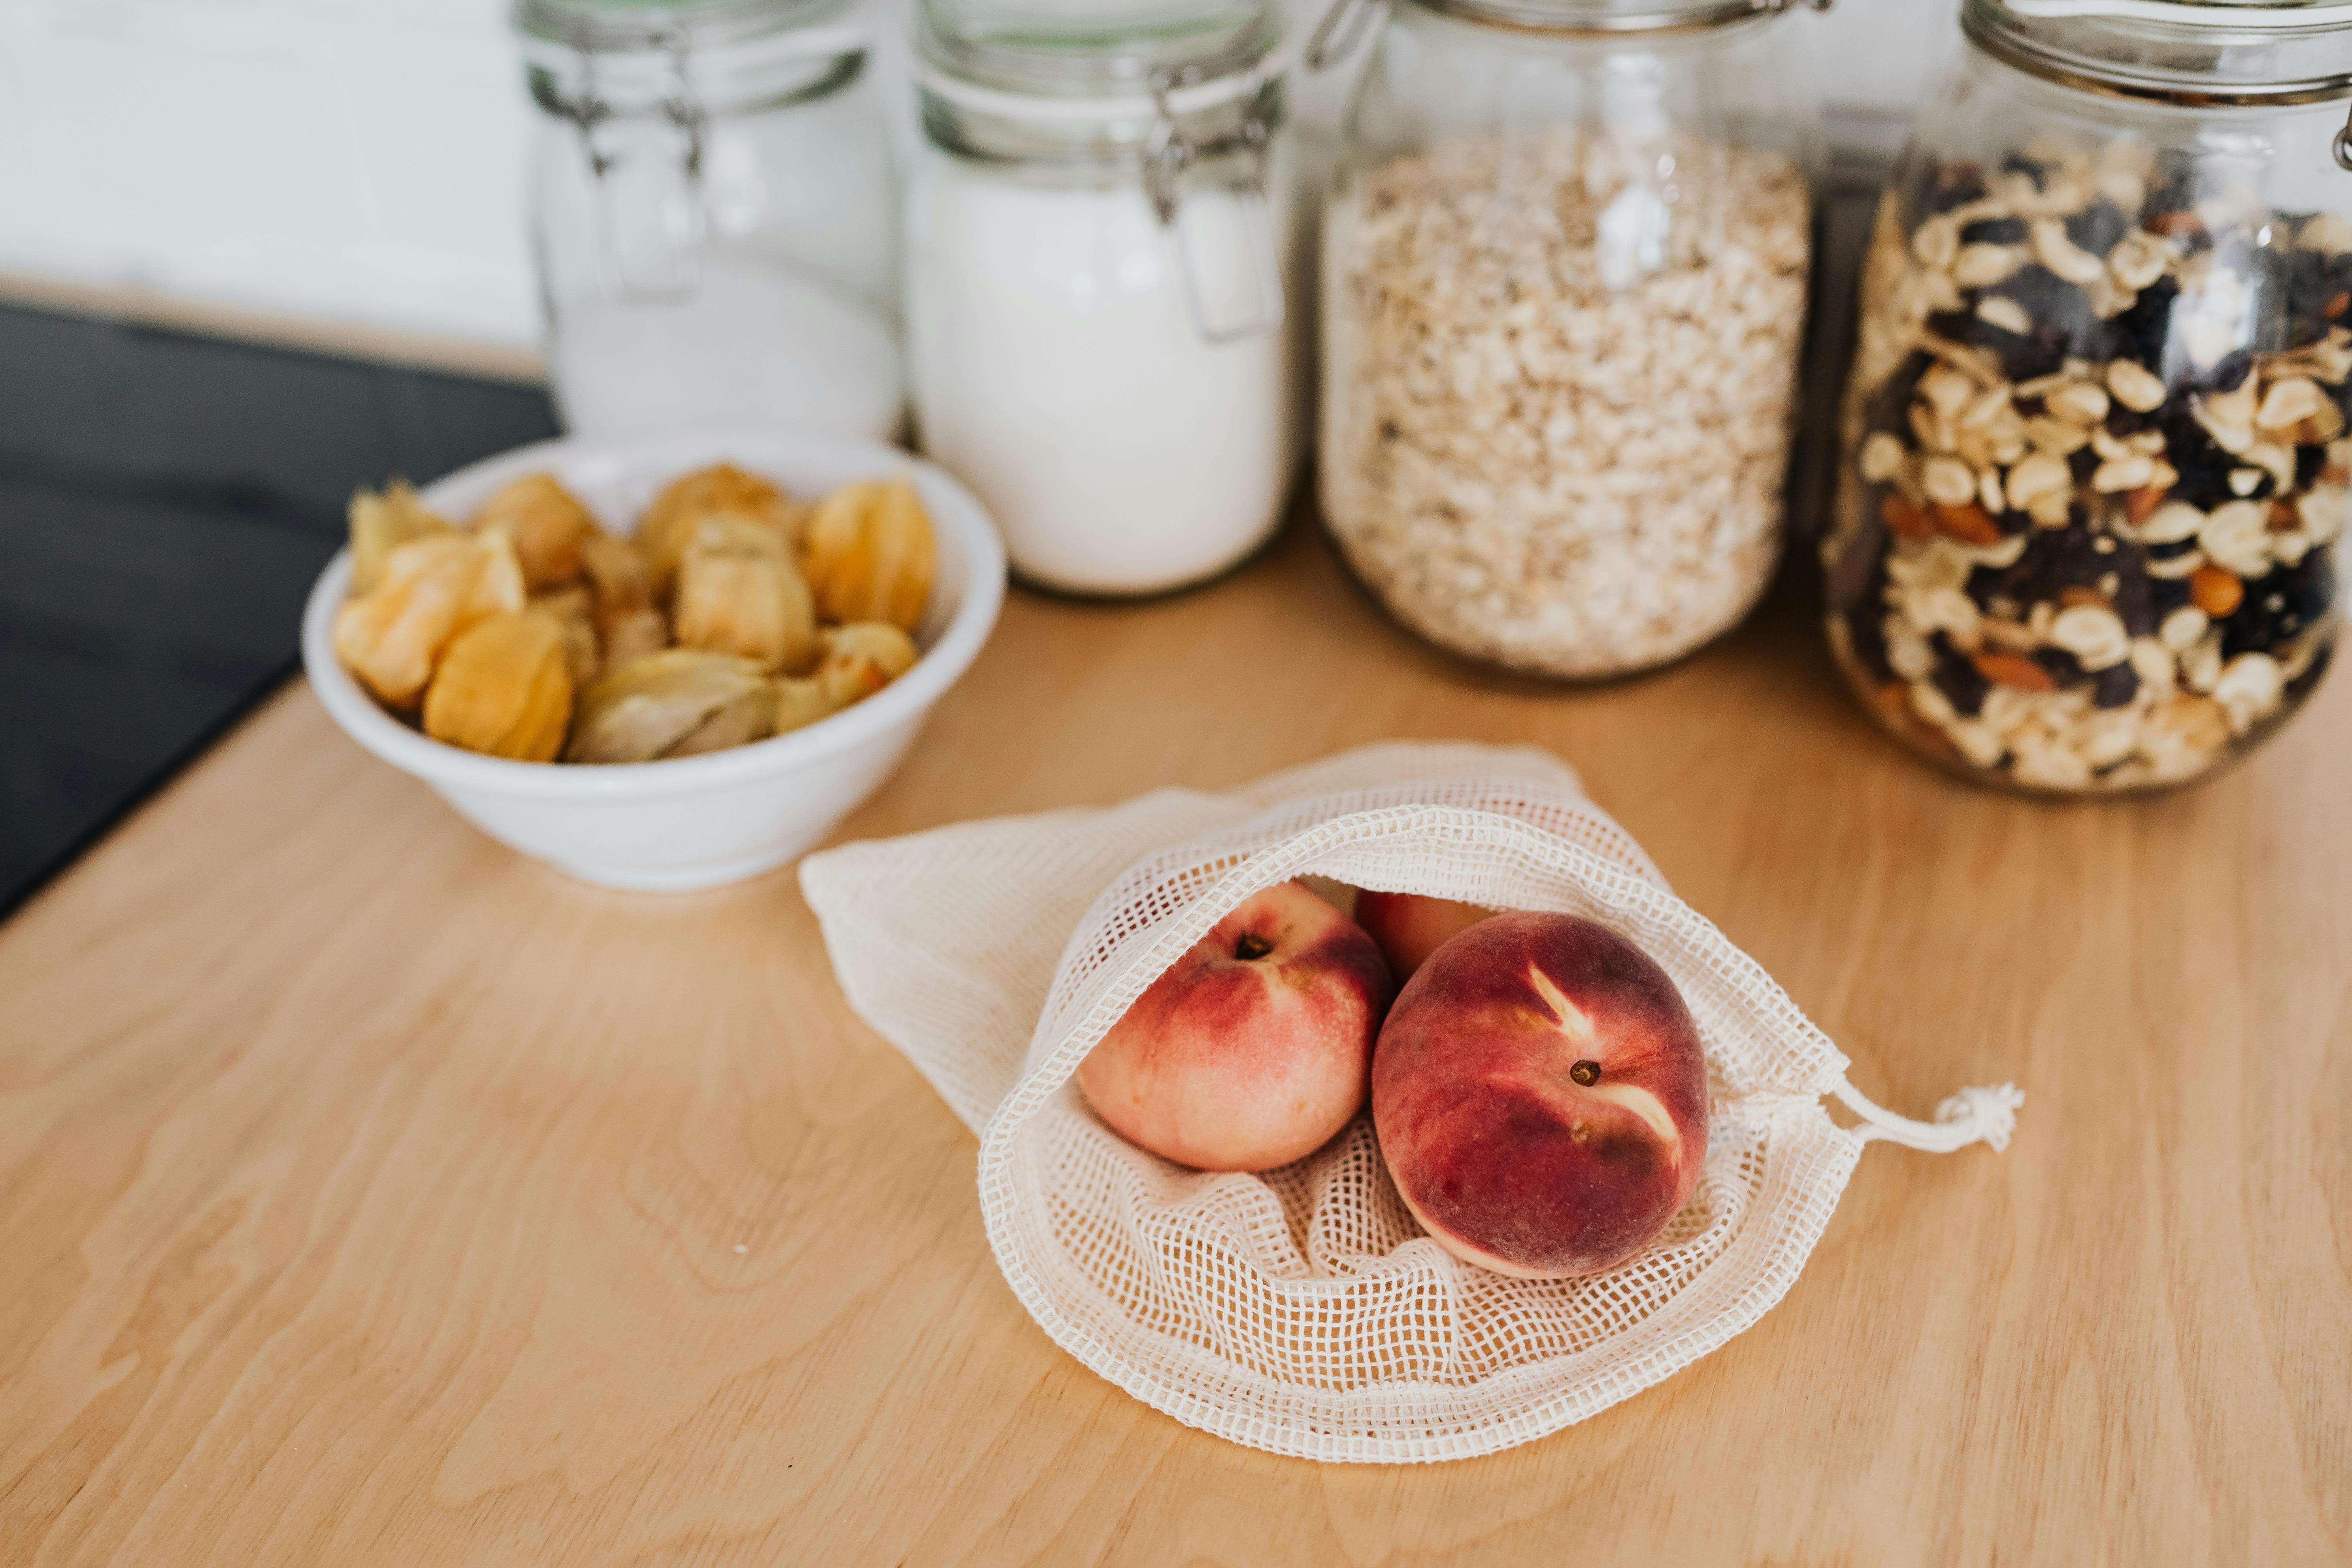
[1076,880,1394,1172]
[1371,911,1709,1277]
[1354,890,1496,979]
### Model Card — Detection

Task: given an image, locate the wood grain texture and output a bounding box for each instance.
[3,518,2348,1566]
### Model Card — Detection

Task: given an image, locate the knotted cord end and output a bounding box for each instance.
[1933,1082,2026,1153]
[1831,1076,2026,1154]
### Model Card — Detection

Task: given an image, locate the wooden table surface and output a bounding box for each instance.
[4,517,2348,1567]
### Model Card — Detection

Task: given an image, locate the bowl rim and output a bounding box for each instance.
[300,430,1007,801]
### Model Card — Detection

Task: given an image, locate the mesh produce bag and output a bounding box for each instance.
[801,742,2020,1463]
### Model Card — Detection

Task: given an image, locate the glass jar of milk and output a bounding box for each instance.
[906,0,1303,596]
[518,0,902,442]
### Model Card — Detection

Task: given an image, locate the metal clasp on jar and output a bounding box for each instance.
[1144,57,1287,344]
[1304,0,1383,69]
[562,26,709,302]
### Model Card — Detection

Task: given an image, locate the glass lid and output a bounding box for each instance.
[515,0,865,115]
[917,0,1280,98]
[1415,0,1822,33]
[1965,0,2352,104]
[1300,0,1822,69]
[515,0,847,51]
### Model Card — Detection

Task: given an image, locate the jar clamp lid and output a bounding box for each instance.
[1303,0,1826,68]
[1961,0,2352,167]
[917,0,1289,343]
[517,0,868,115]
[514,0,871,299]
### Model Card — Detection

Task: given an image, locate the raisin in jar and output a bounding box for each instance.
[1827,0,2352,792]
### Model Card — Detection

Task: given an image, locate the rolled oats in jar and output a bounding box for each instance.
[1827,0,2352,793]
[1310,0,1822,678]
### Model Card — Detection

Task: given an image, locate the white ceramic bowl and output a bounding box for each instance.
[301,430,1005,891]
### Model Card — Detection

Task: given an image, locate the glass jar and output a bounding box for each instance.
[1312,0,1825,677]
[906,0,1304,597]
[517,0,902,442]
[1826,0,2352,793]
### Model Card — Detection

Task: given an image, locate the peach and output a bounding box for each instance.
[1354,890,1495,979]
[1077,880,1394,1172]
[1371,911,1708,1277]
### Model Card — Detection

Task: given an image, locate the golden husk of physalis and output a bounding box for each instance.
[333,531,526,709]
[529,585,602,685]
[772,676,840,736]
[421,609,574,762]
[348,480,454,595]
[577,532,668,672]
[672,514,817,674]
[565,649,773,764]
[665,686,776,757]
[801,478,935,632]
[600,606,669,672]
[473,472,600,589]
[815,621,919,708]
[423,611,574,761]
[580,530,654,611]
[639,464,796,599]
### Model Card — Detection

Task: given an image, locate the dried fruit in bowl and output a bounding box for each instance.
[801,478,935,632]
[579,532,668,672]
[334,532,526,708]
[564,649,774,764]
[771,676,841,736]
[529,585,602,685]
[600,607,668,672]
[673,516,818,674]
[815,621,919,708]
[472,471,600,589]
[332,457,937,768]
[666,685,776,757]
[639,463,797,598]
[421,609,574,762]
[348,481,453,594]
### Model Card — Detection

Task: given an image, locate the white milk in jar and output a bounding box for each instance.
[907,0,1301,596]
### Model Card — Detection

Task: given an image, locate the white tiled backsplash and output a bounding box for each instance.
[0,0,1950,355]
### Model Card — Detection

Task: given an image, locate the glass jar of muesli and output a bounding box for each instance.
[1307,0,1825,677]
[1828,0,2352,793]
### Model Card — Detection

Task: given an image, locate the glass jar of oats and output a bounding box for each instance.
[1827,0,2352,793]
[1308,0,1825,677]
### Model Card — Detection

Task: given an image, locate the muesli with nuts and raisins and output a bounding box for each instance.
[1827,134,2348,791]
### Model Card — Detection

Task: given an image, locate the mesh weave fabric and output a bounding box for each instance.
[802,743,1877,1462]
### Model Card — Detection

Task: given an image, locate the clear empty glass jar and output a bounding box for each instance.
[905,0,1304,597]
[1826,0,2352,792]
[1313,0,1825,677]
[517,0,902,442]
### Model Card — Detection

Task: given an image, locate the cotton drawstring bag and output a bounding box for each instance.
[800,742,2020,1463]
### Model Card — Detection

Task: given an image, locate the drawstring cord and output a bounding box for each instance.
[1830,1079,2025,1154]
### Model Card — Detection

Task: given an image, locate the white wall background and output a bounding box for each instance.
[0,0,1952,355]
